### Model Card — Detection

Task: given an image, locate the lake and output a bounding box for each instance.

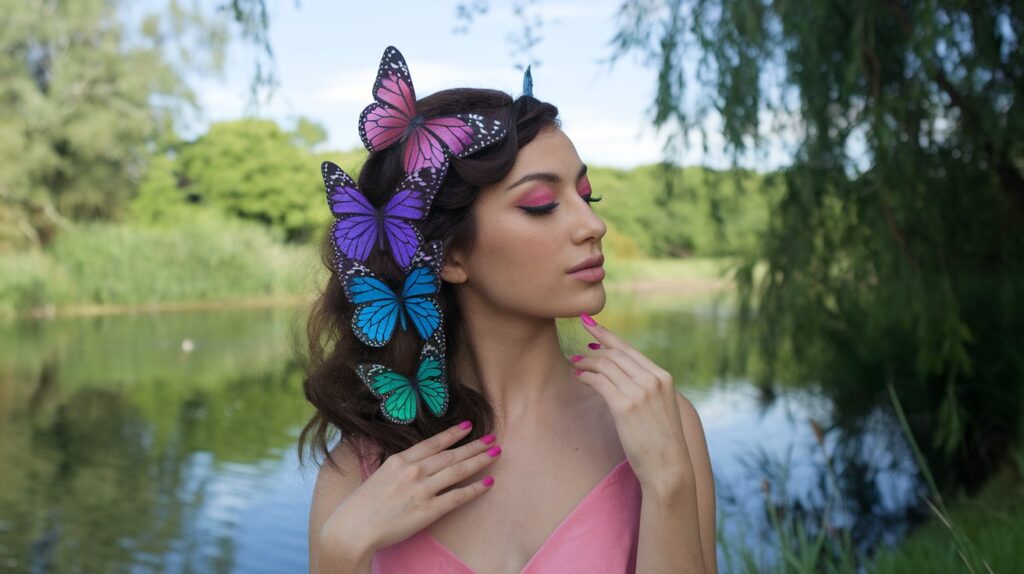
[0,290,923,572]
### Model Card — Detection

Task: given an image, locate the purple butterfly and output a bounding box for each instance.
[358,45,508,173]
[322,160,445,271]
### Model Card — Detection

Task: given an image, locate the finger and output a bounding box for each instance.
[420,432,497,476]
[425,447,502,496]
[433,474,496,516]
[574,367,628,410]
[579,313,634,351]
[402,420,474,462]
[584,348,662,391]
[589,347,667,396]
[574,353,640,398]
[580,315,673,384]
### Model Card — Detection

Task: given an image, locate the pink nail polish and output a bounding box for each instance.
[570,354,583,362]
[481,434,496,445]
[580,313,597,326]
[487,446,502,457]
[574,368,584,376]
[458,420,472,430]
[588,342,601,350]
[482,476,495,487]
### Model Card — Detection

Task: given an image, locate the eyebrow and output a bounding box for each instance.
[506,163,588,191]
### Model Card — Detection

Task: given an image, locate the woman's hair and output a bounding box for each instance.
[298,88,560,474]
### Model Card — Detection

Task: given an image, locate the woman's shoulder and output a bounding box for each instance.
[308,438,372,561]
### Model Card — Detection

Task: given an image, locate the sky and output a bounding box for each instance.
[165,0,793,170]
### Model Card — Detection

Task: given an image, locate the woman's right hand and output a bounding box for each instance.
[318,421,501,555]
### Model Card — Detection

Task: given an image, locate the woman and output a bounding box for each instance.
[302,48,716,574]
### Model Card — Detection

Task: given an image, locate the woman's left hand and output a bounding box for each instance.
[571,313,694,495]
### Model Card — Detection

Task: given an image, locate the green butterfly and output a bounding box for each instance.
[356,336,449,425]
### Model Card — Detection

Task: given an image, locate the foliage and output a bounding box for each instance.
[0,215,318,317]
[0,0,227,251]
[131,118,333,243]
[611,0,1024,491]
[591,164,780,257]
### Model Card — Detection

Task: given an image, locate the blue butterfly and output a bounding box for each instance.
[336,239,443,348]
[356,332,449,425]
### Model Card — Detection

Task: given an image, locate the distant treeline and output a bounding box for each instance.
[126,118,779,259]
[0,117,774,317]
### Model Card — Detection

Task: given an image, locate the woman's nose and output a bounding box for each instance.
[572,198,606,243]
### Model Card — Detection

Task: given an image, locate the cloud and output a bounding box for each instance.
[311,62,516,107]
[561,109,667,167]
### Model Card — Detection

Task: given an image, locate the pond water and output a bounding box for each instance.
[0,291,924,572]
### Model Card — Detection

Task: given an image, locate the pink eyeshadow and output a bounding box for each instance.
[578,176,592,196]
[518,187,557,207]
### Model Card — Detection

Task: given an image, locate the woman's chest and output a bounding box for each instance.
[422,427,628,573]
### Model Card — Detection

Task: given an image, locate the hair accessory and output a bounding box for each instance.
[356,330,449,424]
[334,239,444,348]
[322,160,446,270]
[522,65,533,97]
[328,45,517,424]
[358,45,508,173]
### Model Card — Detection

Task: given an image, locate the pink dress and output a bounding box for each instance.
[356,441,643,573]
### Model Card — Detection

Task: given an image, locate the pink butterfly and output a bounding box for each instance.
[358,46,508,173]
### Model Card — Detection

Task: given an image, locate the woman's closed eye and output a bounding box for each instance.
[519,194,602,216]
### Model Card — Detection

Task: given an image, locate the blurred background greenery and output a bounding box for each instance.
[2,0,1022,573]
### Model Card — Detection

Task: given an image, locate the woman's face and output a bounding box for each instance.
[444,125,607,318]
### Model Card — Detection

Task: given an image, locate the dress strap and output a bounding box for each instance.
[358,451,369,481]
[352,436,380,482]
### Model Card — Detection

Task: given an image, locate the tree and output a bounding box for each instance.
[610,0,1023,491]
[0,0,227,251]
[131,119,329,243]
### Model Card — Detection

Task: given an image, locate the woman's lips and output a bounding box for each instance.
[568,265,605,282]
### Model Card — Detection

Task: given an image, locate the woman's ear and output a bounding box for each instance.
[441,249,468,284]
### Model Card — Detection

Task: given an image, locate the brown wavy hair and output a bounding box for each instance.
[297,88,560,474]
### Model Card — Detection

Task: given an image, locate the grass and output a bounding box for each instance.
[0,217,322,319]
[716,382,1022,573]
[870,387,1024,574]
[870,468,1022,573]
[1,217,746,320]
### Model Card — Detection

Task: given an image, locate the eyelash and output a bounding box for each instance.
[520,194,603,216]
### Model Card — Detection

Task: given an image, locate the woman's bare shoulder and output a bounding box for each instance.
[308,439,367,567]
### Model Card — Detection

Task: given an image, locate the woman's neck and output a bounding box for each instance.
[455,301,577,427]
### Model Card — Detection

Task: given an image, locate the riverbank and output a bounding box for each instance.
[870,435,1024,573]
[0,220,738,321]
[4,259,736,320]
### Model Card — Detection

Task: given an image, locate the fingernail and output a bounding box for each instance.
[570,354,583,362]
[574,368,584,376]
[580,313,597,326]
[487,446,502,457]
[482,476,495,487]
[588,342,601,350]
[458,420,472,430]
[481,434,496,445]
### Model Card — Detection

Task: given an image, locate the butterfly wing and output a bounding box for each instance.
[438,113,507,159]
[403,127,449,172]
[356,363,418,425]
[404,113,508,172]
[400,240,444,341]
[337,255,401,347]
[415,332,449,417]
[380,166,447,269]
[323,162,379,262]
[358,46,417,153]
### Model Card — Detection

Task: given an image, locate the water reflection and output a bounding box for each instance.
[0,294,923,572]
